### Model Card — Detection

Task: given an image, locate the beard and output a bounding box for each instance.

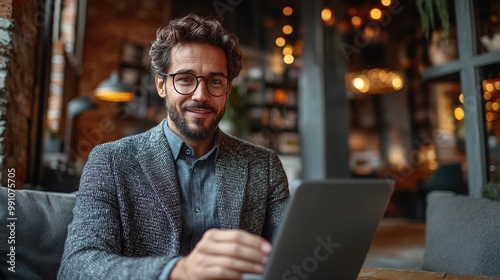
[166,99,225,143]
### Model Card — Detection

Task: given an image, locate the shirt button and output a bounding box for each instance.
[194,207,201,213]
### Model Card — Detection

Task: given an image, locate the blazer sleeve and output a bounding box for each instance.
[261,150,290,242]
[58,144,173,280]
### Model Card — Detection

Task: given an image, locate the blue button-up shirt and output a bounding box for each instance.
[159,121,220,278]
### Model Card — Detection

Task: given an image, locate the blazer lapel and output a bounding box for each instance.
[216,132,249,229]
[137,122,182,244]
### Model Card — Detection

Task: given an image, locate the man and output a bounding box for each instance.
[58,14,290,280]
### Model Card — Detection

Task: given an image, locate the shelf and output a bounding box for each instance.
[120,62,147,70]
[249,124,297,133]
[263,81,297,89]
[246,103,298,110]
[242,67,300,155]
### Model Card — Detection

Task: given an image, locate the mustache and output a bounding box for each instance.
[182,102,217,113]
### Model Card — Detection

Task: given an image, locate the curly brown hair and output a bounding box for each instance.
[149,14,243,81]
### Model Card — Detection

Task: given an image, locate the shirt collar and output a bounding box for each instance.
[163,119,220,160]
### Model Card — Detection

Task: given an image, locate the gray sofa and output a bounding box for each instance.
[424,190,500,277]
[0,187,76,280]
[2,187,499,279]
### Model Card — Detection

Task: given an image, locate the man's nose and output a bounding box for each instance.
[191,78,210,101]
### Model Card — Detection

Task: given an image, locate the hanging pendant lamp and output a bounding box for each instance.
[94,71,135,102]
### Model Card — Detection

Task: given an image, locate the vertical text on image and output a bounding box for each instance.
[6,168,17,273]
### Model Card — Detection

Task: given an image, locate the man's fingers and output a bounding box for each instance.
[181,252,265,280]
[204,229,272,254]
[206,255,265,275]
[197,240,269,264]
[175,229,272,279]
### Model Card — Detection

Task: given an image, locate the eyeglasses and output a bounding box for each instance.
[158,72,230,97]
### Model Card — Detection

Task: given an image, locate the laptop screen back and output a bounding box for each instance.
[262,179,394,280]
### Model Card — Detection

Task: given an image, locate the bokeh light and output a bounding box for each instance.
[370,8,382,20]
[282,25,293,35]
[275,37,286,47]
[283,6,293,16]
[283,54,294,64]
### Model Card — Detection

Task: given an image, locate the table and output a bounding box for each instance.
[358,268,500,279]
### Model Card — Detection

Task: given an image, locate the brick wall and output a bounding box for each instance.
[0,0,168,186]
[0,0,39,188]
[80,0,167,95]
[72,0,167,164]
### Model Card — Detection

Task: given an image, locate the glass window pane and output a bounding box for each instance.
[426,80,465,164]
[481,65,500,184]
[474,0,500,54]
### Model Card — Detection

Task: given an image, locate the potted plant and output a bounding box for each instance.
[416,0,450,41]
[416,0,456,65]
[483,181,500,202]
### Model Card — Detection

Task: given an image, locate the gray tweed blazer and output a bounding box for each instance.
[58,120,290,279]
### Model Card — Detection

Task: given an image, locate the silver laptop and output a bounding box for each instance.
[244,179,394,280]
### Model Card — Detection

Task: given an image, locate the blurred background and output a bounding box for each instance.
[2,0,500,220]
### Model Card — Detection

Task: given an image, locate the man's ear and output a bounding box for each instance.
[155,73,166,98]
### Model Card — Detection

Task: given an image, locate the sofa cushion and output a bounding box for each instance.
[0,187,76,280]
[424,190,500,277]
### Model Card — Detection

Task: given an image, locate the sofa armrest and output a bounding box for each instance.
[424,190,500,277]
[0,187,76,280]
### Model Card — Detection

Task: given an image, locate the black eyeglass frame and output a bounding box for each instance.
[157,72,231,97]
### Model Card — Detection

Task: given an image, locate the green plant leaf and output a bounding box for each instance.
[416,0,450,42]
[483,181,500,201]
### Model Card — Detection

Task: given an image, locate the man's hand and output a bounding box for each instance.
[169,229,272,280]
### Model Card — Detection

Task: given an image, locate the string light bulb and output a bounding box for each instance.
[282,25,293,35]
[283,6,293,16]
[321,8,335,26]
